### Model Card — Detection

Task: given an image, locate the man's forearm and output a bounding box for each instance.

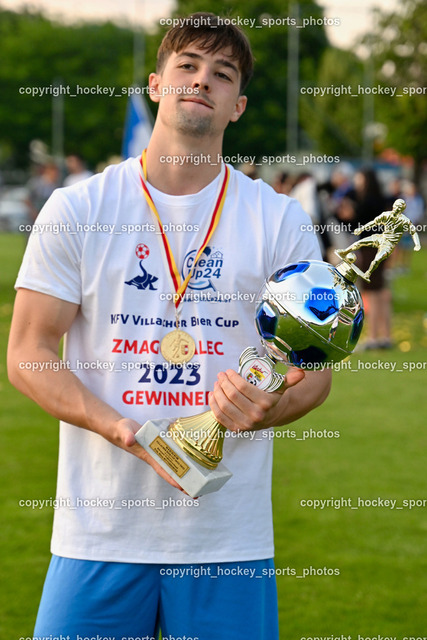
[268,369,332,427]
[8,346,123,436]
[8,344,185,491]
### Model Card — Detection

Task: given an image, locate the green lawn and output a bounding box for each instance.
[273,248,427,635]
[1,233,426,638]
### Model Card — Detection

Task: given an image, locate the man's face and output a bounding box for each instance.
[149,45,247,138]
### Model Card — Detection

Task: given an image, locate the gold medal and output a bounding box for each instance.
[160,329,196,364]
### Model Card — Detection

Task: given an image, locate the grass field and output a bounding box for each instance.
[1,232,426,638]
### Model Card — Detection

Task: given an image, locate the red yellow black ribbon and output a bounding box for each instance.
[138,149,230,309]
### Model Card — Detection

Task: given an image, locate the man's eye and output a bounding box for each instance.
[180,64,194,69]
[217,72,231,81]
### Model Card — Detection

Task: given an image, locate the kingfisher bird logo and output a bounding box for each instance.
[125,260,158,290]
[125,244,158,290]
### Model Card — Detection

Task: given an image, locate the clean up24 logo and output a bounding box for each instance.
[182,246,223,291]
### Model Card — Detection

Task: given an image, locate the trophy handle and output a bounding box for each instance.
[169,347,284,469]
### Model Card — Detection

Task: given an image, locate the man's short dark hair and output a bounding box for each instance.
[156,12,254,94]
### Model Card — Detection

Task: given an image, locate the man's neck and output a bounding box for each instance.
[145,129,224,195]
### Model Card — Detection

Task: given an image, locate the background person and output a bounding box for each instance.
[63,153,93,187]
[323,162,356,258]
[346,168,391,349]
[26,159,61,224]
[394,180,425,274]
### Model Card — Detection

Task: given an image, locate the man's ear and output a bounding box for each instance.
[230,95,248,123]
[148,72,162,103]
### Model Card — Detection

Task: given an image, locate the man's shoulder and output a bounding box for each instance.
[33,157,140,226]
[229,165,312,225]
[60,157,138,200]
[229,165,292,207]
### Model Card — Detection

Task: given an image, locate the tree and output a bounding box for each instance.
[366,0,427,181]
[299,47,364,157]
[0,9,135,168]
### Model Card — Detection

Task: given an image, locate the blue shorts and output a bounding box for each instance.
[33,555,279,640]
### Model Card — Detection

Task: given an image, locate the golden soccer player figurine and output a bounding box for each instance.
[336,198,421,281]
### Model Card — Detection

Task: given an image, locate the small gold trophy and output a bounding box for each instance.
[135,347,281,498]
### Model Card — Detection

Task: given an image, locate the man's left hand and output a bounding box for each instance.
[209,368,305,432]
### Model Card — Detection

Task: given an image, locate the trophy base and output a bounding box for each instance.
[135,419,232,498]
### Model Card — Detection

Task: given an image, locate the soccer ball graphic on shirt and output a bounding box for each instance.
[135,243,150,260]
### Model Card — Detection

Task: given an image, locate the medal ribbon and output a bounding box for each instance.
[138,148,229,309]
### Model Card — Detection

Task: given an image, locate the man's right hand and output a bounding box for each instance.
[8,289,186,494]
[110,417,186,492]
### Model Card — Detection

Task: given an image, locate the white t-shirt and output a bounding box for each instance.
[63,170,94,187]
[16,157,321,564]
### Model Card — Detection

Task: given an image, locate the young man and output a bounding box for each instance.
[8,13,331,639]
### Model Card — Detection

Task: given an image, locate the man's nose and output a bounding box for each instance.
[192,67,211,92]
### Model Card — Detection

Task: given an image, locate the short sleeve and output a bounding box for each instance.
[271,197,322,270]
[15,189,83,304]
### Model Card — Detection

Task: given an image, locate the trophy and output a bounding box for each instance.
[135,199,420,497]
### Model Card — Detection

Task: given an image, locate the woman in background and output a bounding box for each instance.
[343,168,391,349]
